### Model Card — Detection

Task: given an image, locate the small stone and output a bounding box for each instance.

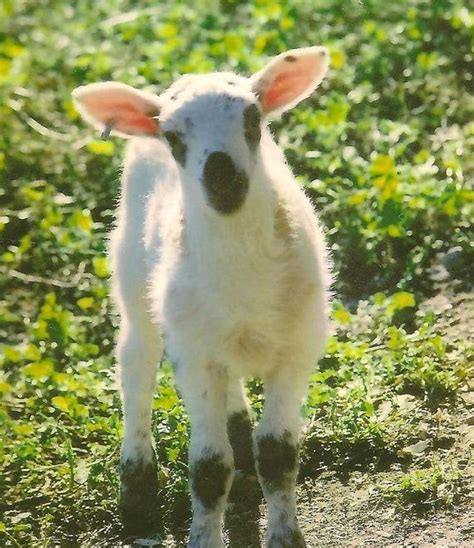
[399,439,429,456]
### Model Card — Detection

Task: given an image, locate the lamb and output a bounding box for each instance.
[72,46,332,547]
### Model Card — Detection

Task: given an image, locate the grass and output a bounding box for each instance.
[382,463,465,511]
[0,0,473,544]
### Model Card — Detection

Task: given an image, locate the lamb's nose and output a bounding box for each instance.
[203,152,237,185]
[202,152,249,214]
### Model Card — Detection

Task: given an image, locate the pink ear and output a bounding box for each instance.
[72,82,160,137]
[251,47,329,115]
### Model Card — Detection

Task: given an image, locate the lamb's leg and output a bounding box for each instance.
[176,363,234,548]
[226,377,255,481]
[255,368,308,548]
[225,377,262,547]
[117,315,163,535]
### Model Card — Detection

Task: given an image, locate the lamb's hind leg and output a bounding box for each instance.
[226,377,256,485]
[256,368,308,548]
[117,310,163,535]
[175,362,234,548]
[225,376,261,547]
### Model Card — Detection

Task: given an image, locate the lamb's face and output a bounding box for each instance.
[158,73,262,215]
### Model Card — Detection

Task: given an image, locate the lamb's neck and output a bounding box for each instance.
[182,169,278,263]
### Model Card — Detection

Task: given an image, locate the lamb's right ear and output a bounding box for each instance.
[251,47,329,116]
[72,82,160,138]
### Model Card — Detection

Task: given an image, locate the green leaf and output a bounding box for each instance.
[391,292,416,310]
[24,360,54,379]
[92,256,109,278]
[52,396,70,413]
[87,140,115,156]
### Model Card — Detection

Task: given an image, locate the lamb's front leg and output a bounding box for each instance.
[176,363,234,548]
[117,318,163,535]
[256,368,309,548]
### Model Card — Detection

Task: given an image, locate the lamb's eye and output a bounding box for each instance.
[243,104,261,150]
[164,131,187,166]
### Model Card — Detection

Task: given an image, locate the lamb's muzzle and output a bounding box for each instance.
[202,151,249,214]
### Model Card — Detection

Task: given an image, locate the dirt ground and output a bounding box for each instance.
[144,473,474,547]
[296,474,473,548]
[133,292,474,548]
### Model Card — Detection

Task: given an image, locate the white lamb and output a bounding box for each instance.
[72,46,332,547]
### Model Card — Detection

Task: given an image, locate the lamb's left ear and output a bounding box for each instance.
[251,46,329,116]
[72,82,161,138]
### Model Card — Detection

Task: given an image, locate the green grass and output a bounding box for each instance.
[0,0,473,544]
[377,459,466,512]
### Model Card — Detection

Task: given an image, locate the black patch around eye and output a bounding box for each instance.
[164,131,187,165]
[243,104,261,151]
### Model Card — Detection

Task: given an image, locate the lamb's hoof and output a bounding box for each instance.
[119,456,160,537]
[188,523,224,548]
[267,526,306,548]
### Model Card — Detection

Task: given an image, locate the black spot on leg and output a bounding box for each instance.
[256,432,298,493]
[119,452,159,535]
[227,410,255,474]
[191,452,231,510]
[284,54,297,62]
[269,527,306,547]
[227,411,261,507]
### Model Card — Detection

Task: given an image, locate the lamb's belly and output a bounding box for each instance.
[208,288,288,375]
[164,281,282,375]
[221,321,279,376]
[162,256,319,375]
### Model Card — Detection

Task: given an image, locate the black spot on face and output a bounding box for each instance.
[169,88,184,102]
[227,410,255,474]
[284,54,297,62]
[164,131,187,165]
[219,93,237,111]
[243,103,261,151]
[256,432,298,493]
[191,452,231,510]
[202,151,249,214]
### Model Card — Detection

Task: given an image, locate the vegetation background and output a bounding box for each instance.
[0,0,472,545]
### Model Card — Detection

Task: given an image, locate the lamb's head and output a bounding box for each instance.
[72,46,329,215]
[157,72,260,214]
